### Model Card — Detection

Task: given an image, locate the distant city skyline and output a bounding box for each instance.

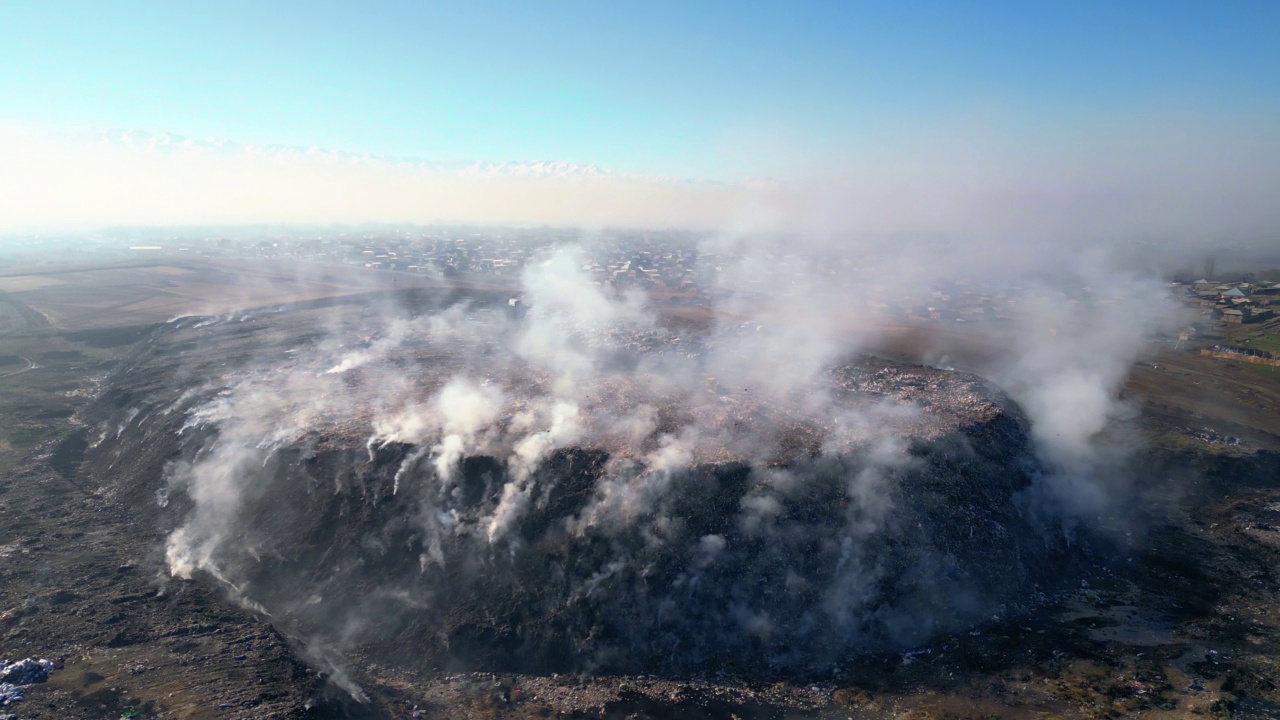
[2,1,1278,235]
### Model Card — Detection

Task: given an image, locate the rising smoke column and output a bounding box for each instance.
[150,232,1181,691]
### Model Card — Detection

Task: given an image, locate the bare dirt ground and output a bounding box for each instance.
[1,259,1278,719]
[0,258,517,330]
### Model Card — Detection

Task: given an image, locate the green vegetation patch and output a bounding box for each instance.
[1152,430,1257,457]
[3,427,45,452]
[1236,360,1280,381]
[1249,333,1280,353]
[63,323,161,348]
[1225,325,1280,353]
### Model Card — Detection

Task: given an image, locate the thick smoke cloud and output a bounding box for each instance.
[993,277,1174,518]
[114,230,1182,697]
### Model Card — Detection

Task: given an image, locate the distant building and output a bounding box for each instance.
[1246,307,1274,323]
[1224,307,1274,325]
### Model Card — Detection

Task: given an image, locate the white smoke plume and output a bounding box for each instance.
[989,272,1181,518]
[432,378,506,485]
[126,227,1186,693]
[485,399,581,542]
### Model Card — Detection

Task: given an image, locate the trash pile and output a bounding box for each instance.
[0,658,56,706]
[91,307,1068,680]
[1186,427,1243,447]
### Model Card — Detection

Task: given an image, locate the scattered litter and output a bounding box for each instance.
[0,657,56,706]
[0,658,54,685]
[1185,427,1242,447]
[0,685,24,707]
[900,647,933,666]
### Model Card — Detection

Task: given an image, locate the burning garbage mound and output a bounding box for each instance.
[83,302,1068,681]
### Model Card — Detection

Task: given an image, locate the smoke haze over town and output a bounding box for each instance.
[1,3,1279,719]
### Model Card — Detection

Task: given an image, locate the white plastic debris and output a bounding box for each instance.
[0,659,56,706]
[0,659,54,685]
[0,683,24,706]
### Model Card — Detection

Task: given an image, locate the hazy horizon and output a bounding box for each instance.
[3,2,1279,239]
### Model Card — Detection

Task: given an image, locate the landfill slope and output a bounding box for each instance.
[80,301,1068,681]
[4,282,1279,718]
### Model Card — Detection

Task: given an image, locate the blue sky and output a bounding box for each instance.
[4,1,1276,177]
[1,1,1277,232]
